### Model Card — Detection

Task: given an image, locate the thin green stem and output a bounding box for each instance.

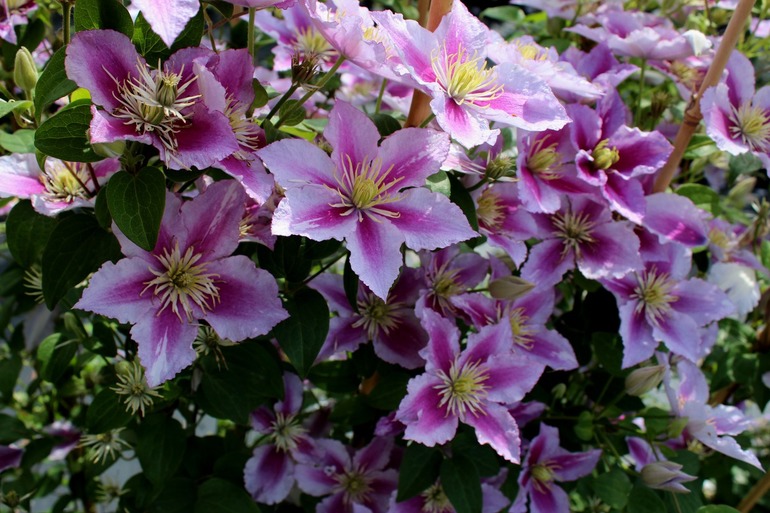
[62,1,73,44]
[247,7,256,63]
[465,177,488,193]
[375,79,388,114]
[274,56,346,129]
[261,83,299,127]
[418,113,435,128]
[635,59,647,127]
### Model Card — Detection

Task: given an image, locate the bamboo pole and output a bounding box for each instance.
[652,0,756,193]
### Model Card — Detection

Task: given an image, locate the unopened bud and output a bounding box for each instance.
[625,364,666,396]
[14,46,38,95]
[92,140,126,158]
[489,276,535,300]
[592,139,620,170]
[641,461,696,493]
[291,52,319,86]
[485,156,515,181]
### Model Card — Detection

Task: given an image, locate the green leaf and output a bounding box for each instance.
[426,170,451,197]
[197,341,283,423]
[149,478,197,513]
[107,168,166,251]
[370,113,401,138]
[593,469,632,509]
[36,333,78,384]
[136,416,186,485]
[194,478,261,513]
[440,454,482,513]
[396,444,442,501]
[86,388,134,433]
[0,413,29,444]
[365,368,409,410]
[74,0,133,35]
[627,483,666,513]
[132,11,205,63]
[34,47,77,122]
[0,129,36,153]
[42,213,121,309]
[251,80,268,109]
[448,173,479,232]
[6,200,57,267]
[675,184,720,215]
[480,5,525,21]
[94,184,112,230]
[696,506,741,513]
[35,100,102,162]
[761,240,770,270]
[0,100,32,120]
[0,354,21,403]
[274,288,329,377]
[278,99,306,127]
[728,152,763,175]
[343,254,359,312]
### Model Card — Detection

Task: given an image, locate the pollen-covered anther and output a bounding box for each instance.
[336,470,373,503]
[476,189,505,229]
[421,483,452,513]
[431,43,504,106]
[294,26,336,61]
[591,139,620,170]
[435,358,490,418]
[328,154,404,221]
[527,138,562,180]
[352,293,403,339]
[142,242,221,322]
[41,161,91,202]
[530,463,556,493]
[631,268,677,326]
[551,209,597,255]
[729,102,770,152]
[270,412,306,453]
[508,307,535,349]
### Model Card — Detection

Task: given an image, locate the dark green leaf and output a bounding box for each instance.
[728,153,763,175]
[396,443,442,501]
[696,506,741,513]
[86,388,134,433]
[274,288,329,377]
[74,0,133,35]
[42,213,121,309]
[0,413,29,444]
[448,173,479,232]
[365,368,409,410]
[0,100,32,120]
[251,80,268,110]
[34,47,77,122]
[208,1,234,18]
[627,483,666,513]
[132,11,204,63]
[278,100,306,127]
[594,469,632,509]
[343,254,359,312]
[107,168,166,251]
[150,477,197,513]
[6,200,57,267]
[0,354,21,403]
[451,431,499,477]
[256,235,312,282]
[136,415,186,485]
[194,478,261,513]
[675,184,720,215]
[36,333,78,383]
[370,113,401,138]
[198,341,283,423]
[592,332,624,376]
[94,184,112,230]
[0,129,35,153]
[35,100,102,162]
[440,454,482,513]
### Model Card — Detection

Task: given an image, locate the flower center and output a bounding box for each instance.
[431,43,504,106]
[517,43,547,61]
[508,307,534,349]
[527,138,562,180]
[352,293,403,339]
[294,26,335,60]
[591,139,620,170]
[142,242,221,322]
[107,58,200,162]
[225,98,264,158]
[631,268,677,326]
[271,413,306,453]
[729,102,770,152]
[435,359,489,418]
[327,154,403,222]
[336,470,372,503]
[531,463,556,493]
[476,189,505,230]
[421,483,452,513]
[551,209,596,256]
[41,161,91,202]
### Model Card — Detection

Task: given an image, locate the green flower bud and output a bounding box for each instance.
[625,364,666,396]
[92,140,126,158]
[14,46,38,96]
[591,139,620,170]
[488,275,535,300]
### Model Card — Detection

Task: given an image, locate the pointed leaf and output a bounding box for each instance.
[74,0,133,35]
[136,415,186,485]
[195,478,261,513]
[107,167,166,251]
[397,443,442,501]
[35,99,102,162]
[440,454,482,513]
[6,200,57,267]
[274,288,329,377]
[34,47,77,122]
[86,388,134,433]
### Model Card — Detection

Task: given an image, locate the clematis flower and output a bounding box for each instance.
[416,245,488,317]
[1,0,36,44]
[258,101,476,299]
[510,424,601,513]
[0,445,23,473]
[626,437,696,493]
[245,373,315,504]
[396,308,543,463]
[0,154,119,216]
[389,480,509,513]
[664,359,762,469]
[65,30,239,170]
[559,42,638,104]
[74,180,288,386]
[701,50,770,169]
[131,0,200,47]
[296,437,397,513]
[373,0,569,148]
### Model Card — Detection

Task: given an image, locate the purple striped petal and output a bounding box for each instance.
[378,128,450,188]
[419,308,461,374]
[180,180,245,261]
[397,373,458,446]
[521,239,574,287]
[326,101,380,171]
[259,139,338,189]
[464,402,522,463]
[271,186,358,240]
[618,300,656,368]
[346,216,404,300]
[75,258,156,324]
[131,309,198,387]
[244,444,296,504]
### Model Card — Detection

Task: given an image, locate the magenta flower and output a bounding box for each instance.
[296,437,397,513]
[65,30,239,170]
[75,181,288,386]
[0,154,119,216]
[702,50,770,169]
[0,445,23,473]
[1,0,36,44]
[559,43,638,104]
[626,437,696,493]
[665,359,762,469]
[510,424,601,513]
[245,373,315,504]
[373,1,569,148]
[389,480,509,513]
[416,245,488,317]
[396,309,543,463]
[259,101,476,299]
[131,0,200,47]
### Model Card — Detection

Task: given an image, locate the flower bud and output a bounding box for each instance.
[489,276,535,300]
[641,461,696,493]
[625,364,666,396]
[591,139,620,170]
[485,155,515,181]
[14,46,38,95]
[92,140,126,158]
